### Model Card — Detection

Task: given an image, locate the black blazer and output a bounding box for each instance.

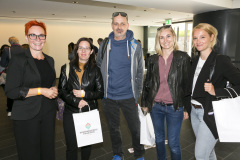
[185,51,240,139]
[5,49,57,120]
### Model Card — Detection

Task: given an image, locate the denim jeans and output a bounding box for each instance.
[150,102,183,160]
[191,106,218,160]
[102,98,145,159]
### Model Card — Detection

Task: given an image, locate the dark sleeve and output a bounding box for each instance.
[96,43,103,68]
[58,64,80,108]
[5,55,29,99]
[215,56,240,97]
[84,67,104,100]
[68,52,74,61]
[141,56,153,108]
[182,53,191,112]
[94,46,98,54]
[0,48,9,67]
[51,57,56,87]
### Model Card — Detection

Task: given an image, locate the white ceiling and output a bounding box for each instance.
[0,0,239,26]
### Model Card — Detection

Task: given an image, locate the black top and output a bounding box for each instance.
[34,58,55,113]
[34,58,55,88]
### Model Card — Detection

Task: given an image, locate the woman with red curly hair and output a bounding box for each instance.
[5,20,58,160]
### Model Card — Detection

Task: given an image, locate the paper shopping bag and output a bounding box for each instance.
[72,109,103,147]
[138,105,155,146]
[212,88,240,142]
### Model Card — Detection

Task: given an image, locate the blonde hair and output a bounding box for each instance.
[192,23,218,50]
[155,26,179,56]
[8,36,19,45]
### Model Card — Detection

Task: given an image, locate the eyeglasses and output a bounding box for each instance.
[28,34,46,40]
[112,12,128,20]
[78,47,91,52]
[157,25,172,31]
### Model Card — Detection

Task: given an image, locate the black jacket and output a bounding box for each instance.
[141,50,191,112]
[58,62,104,113]
[185,51,240,139]
[0,44,26,67]
[5,49,57,120]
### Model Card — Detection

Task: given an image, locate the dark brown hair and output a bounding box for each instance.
[73,37,96,71]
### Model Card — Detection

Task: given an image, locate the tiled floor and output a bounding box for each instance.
[0,86,240,160]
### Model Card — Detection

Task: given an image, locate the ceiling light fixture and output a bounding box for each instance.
[72,1,78,4]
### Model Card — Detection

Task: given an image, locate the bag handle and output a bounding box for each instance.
[79,105,90,113]
[227,88,239,97]
[224,88,239,98]
[224,88,233,98]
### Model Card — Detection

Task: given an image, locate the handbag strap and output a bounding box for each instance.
[209,55,218,82]
[9,47,11,59]
[66,63,70,80]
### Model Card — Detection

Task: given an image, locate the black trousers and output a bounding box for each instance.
[102,97,145,159]
[6,97,13,112]
[63,111,92,160]
[1,84,13,112]
[13,107,56,160]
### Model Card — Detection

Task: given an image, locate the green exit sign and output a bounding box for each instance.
[165,19,172,25]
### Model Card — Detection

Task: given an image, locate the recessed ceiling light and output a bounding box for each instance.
[72,1,78,4]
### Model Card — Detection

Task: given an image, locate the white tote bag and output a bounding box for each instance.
[72,107,103,147]
[212,88,240,142]
[138,105,155,146]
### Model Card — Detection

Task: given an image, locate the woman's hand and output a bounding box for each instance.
[73,89,85,98]
[183,111,189,120]
[141,107,148,115]
[204,80,216,96]
[42,87,58,99]
[78,99,88,109]
[141,107,148,112]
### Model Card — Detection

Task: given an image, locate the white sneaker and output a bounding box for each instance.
[7,112,11,117]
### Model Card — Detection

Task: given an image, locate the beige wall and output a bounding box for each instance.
[0,18,144,78]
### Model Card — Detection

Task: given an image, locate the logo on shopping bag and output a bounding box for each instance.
[85,123,91,129]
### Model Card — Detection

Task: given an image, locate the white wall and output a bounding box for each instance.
[233,0,240,8]
[0,18,144,77]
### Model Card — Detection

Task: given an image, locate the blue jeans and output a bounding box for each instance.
[191,106,218,160]
[151,102,183,160]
